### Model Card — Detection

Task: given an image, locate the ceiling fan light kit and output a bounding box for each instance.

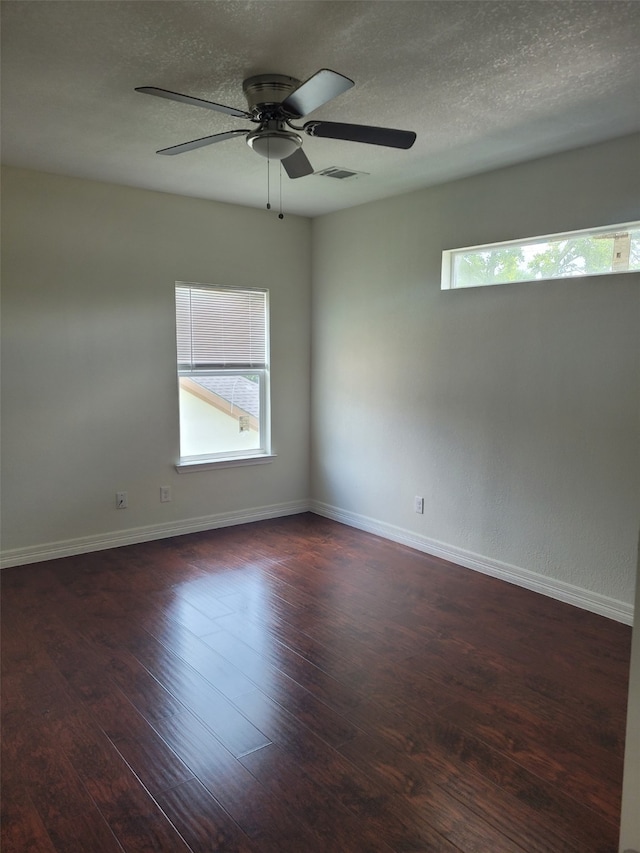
[136,68,417,179]
[246,123,302,161]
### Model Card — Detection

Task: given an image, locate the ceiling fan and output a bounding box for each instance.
[136,69,416,178]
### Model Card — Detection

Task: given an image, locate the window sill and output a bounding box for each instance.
[175,453,276,474]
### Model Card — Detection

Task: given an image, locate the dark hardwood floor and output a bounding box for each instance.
[1,513,631,852]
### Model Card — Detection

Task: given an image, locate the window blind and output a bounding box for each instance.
[176,284,268,369]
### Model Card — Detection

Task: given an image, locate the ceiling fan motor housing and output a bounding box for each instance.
[242,74,300,113]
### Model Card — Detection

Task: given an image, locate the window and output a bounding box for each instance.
[441,222,640,290]
[175,283,270,469]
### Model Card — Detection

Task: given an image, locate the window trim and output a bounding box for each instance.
[175,282,271,467]
[441,221,640,290]
[175,453,277,474]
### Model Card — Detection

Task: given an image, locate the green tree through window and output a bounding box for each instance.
[444,223,640,289]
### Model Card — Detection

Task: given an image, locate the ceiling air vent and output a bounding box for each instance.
[316,166,368,180]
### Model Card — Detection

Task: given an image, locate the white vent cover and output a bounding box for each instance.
[315,166,368,180]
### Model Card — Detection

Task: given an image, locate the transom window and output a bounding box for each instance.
[442,222,640,289]
[175,283,270,467]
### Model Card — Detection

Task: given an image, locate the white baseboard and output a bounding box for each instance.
[2,498,633,626]
[309,500,634,626]
[0,500,310,569]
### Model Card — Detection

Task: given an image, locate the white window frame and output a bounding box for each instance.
[441,221,640,290]
[174,282,274,473]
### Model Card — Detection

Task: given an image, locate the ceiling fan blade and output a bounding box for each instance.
[281,69,354,118]
[136,86,251,119]
[157,129,249,155]
[281,148,314,179]
[305,121,416,149]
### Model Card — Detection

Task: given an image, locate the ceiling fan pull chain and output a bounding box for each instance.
[278,163,284,219]
[266,139,271,209]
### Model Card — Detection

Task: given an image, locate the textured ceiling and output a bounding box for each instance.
[2,0,639,217]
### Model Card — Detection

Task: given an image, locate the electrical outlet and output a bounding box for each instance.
[414,495,424,514]
[160,486,172,503]
[116,491,128,509]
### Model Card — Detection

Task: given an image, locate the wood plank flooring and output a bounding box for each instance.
[1,513,632,852]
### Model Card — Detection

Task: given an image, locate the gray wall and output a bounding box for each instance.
[1,167,312,559]
[311,134,640,616]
